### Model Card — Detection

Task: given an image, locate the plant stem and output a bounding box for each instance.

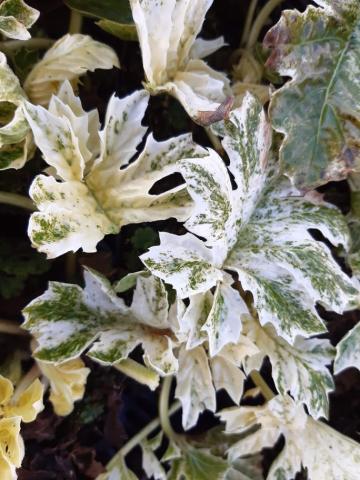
[0,319,28,336]
[250,370,275,402]
[159,376,178,443]
[106,400,181,470]
[68,10,83,34]
[241,0,259,47]
[0,191,35,211]
[12,363,40,403]
[247,0,286,48]
[204,127,224,155]
[0,38,54,54]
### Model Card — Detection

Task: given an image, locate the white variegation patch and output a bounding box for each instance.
[129,0,229,121]
[23,83,205,258]
[24,34,119,106]
[220,395,360,480]
[0,0,39,40]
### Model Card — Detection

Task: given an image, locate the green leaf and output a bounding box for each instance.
[264,1,360,189]
[168,447,229,480]
[0,0,39,40]
[22,268,177,376]
[334,321,360,373]
[65,0,137,41]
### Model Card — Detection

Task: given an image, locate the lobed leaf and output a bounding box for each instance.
[22,268,177,376]
[264,1,360,189]
[220,395,360,480]
[143,93,357,351]
[24,83,204,258]
[24,33,119,106]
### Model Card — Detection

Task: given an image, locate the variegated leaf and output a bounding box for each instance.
[22,269,177,376]
[0,0,39,40]
[220,395,360,480]
[143,93,357,350]
[24,33,119,106]
[264,1,360,189]
[23,83,204,258]
[129,0,229,121]
[175,345,216,430]
[243,318,335,418]
[0,52,32,170]
[334,321,360,373]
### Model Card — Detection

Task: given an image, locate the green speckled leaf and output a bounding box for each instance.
[264,1,360,189]
[0,52,31,170]
[220,395,360,480]
[243,318,335,418]
[0,0,39,40]
[334,322,360,373]
[22,268,177,376]
[24,83,203,258]
[144,93,357,347]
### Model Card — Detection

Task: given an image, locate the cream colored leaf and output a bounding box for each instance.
[130,0,229,121]
[24,34,119,106]
[0,416,24,479]
[37,358,90,416]
[4,379,44,423]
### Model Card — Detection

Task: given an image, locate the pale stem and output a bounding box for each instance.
[0,319,28,336]
[247,0,286,48]
[106,399,181,471]
[68,10,83,34]
[0,38,54,54]
[12,363,40,403]
[0,191,35,211]
[204,126,224,156]
[159,376,179,443]
[241,0,259,47]
[250,370,275,402]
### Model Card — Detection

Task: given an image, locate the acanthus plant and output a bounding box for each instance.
[0,0,359,479]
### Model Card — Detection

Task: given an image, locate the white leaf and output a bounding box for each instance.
[175,345,216,429]
[24,34,119,106]
[130,0,229,120]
